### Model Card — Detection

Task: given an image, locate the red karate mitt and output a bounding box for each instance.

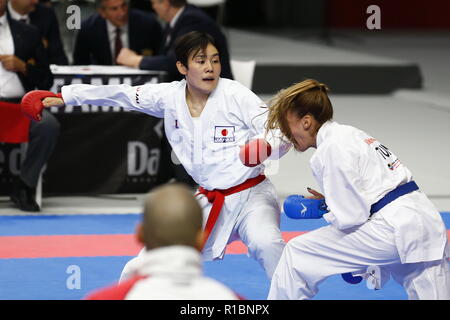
[21,90,62,121]
[239,138,272,167]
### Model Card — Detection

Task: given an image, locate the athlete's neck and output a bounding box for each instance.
[185,87,209,118]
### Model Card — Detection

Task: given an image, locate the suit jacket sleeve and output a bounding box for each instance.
[16,23,53,91]
[72,24,91,65]
[45,8,68,65]
[143,12,163,56]
[139,18,233,79]
[139,50,178,76]
[138,19,213,77]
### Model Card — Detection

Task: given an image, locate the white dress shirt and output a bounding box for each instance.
[106,20,129,62]
[0,14,26,99]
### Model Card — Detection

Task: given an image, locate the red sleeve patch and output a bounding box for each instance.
[84,275,147,300]
[235,292,246,300]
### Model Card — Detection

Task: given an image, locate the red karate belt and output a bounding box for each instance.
[196,174,266,249]
[0,101,31,143]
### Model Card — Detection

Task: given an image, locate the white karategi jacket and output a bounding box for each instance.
[123,246,239,300]
[312,121,448,263]
[62,78,290,260]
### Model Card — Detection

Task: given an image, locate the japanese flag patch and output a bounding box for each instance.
[214,126,235,143]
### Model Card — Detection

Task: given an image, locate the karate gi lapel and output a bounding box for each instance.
[197,78,222,143]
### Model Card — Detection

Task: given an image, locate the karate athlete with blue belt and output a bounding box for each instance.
[265,79,450,300]
[21,31,291,280]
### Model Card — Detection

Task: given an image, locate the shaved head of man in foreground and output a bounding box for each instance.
[138,183,204,250]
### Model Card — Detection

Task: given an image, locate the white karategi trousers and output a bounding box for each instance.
[268,191,450,300]
[121,178,286,281]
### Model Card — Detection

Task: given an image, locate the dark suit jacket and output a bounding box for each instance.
[73,9,163,66]
[7,16,53,92]
[28,3,68,65]
[139,5,233,81]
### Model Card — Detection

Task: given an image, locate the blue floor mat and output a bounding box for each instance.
[0,256,131,300]
[1,212,448,235]
[0,214,142,236]
[0,212,448,300]
[0,255,410,300]
[203,255,409,300]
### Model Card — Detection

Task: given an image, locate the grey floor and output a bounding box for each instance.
[231,28,450,212]
[267,93,450,212]
[228,28,409,65]
[1,28,449,215]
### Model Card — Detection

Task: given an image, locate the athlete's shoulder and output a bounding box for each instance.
[84,275,146,300]
[220,77,249,92]
[139,80,183,99]
[219,78,263,105]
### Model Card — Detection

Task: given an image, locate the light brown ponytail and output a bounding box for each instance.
[266,79,333,143]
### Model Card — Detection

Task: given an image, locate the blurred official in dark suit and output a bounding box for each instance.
[8,0,68,65]
[73,0,163,65]
[117,0,233,81]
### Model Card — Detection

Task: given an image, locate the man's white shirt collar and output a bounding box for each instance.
[170,6,185,28]
[106,20,128,37]
[7,1,29,23]
[106,20,129,58]
[0,13,7,27]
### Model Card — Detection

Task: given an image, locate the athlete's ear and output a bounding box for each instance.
[136,223,145,245]
[176,61,187,76]
[302,115,312,131]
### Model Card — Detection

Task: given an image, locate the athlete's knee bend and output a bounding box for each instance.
[283,240,310,268]
[247,229,285,254]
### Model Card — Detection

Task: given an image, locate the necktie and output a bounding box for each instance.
[114,27,123,63]
[19,18,28,24]
[162,25,173,53]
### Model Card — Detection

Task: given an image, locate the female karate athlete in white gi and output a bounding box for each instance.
[265,79,450,300]
[23,31,291,280]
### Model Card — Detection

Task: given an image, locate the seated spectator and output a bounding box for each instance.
[73,0,162,65]
[0,0,57,212]
[8,0,68,65]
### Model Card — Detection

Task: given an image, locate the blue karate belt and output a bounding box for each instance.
[370,181,419,216]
